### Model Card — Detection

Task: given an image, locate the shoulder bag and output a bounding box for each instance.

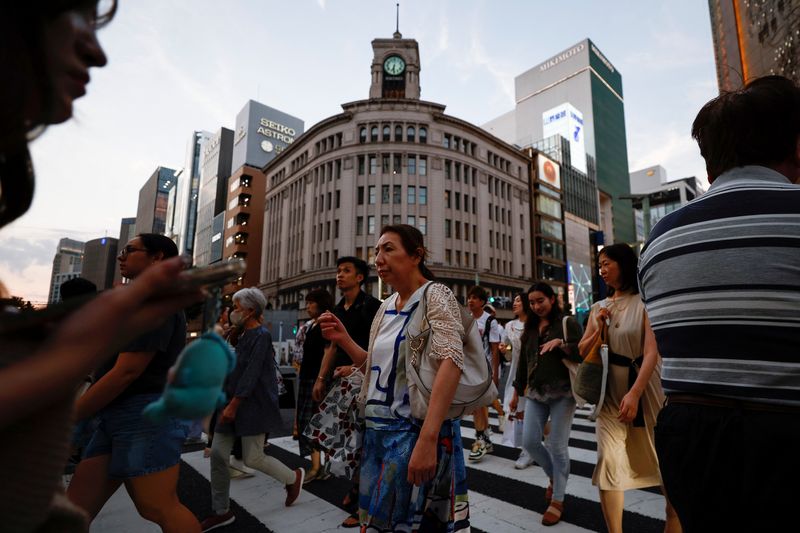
[573,312,609,419]
[403,282,498,419]
[561,316,587,407]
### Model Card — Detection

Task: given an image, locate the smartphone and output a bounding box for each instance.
[178,259,247,289]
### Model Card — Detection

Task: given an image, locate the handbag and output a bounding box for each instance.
[573,314,609,415]
[561,316,587,407]
[403,282,498,419]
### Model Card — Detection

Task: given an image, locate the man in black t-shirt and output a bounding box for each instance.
[313,256,381,401]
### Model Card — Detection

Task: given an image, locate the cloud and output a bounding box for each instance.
[317,0,327,9]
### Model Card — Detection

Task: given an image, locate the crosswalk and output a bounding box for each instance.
[92,406,668,532]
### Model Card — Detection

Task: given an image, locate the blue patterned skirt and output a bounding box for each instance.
[358,419,470,532]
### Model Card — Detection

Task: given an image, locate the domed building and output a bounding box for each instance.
[258,31,551,308]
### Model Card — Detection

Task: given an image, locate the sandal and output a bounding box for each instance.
[341,512,360,528]
[342,486,359,513]
[303,468,320,484]
[542,500,563,526]
[545,482,553,504]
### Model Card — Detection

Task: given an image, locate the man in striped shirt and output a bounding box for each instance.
[639,75,800,532]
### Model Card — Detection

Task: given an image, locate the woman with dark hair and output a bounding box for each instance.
[510,282,582,526]
[319,224,469,532]
[578,244,680,533]
[0,5,203,530]
[67,233,201,532]
[296,288,334,482]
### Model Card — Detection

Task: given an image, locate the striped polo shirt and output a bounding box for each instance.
[638,165,800,406]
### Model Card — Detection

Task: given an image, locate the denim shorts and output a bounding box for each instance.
[83,393,189,478]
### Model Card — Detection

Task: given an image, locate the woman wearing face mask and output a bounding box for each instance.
[67,234,201,532]
[578,244,680,533]
[200,287,305,532]
[510,282,582,526]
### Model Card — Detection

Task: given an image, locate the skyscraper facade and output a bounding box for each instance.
[194,128,233,267]
[483,38,633,245]
[48,238,84,304]
[113,217,136,284]
[170,130,212,256]
[136,166,177,235]
[709,0,800,92]
[82,237,118,289]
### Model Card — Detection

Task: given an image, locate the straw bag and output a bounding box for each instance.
[403,282,497,419]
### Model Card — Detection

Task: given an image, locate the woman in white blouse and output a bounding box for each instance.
[319,224,469,532]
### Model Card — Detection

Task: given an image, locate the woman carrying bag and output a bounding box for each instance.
[509,282,582,526]
[578,244,681,533]
[319,224,469,533]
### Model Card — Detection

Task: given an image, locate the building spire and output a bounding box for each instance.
[393,2,402,39]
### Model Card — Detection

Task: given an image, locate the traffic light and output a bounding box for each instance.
[292,325,298,336]
[488,296,495,303]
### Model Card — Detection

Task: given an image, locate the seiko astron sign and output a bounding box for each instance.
[232,100,304,170]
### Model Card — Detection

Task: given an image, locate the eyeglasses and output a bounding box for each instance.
[118,245,148,258]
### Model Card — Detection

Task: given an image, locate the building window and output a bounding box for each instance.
[472,197,476,213]
[335,220,340,238]
[464,194,470,212]
[445,249,452,263]
[445,160,451,179]
[369,155,377,174]
[382,185,390,204]
[445,219,451,238]
[408,185,416,204]
[382,125,391,141]
[393,215,401,224]
[419,156,427,176]
[357,186,364,205]
[407,126,416,142]
[455,192,461,210]
[395,125,403,142]
[356,216,363,235]
[359,127,367,143]
[358,155,365,175]
[370,126,378,142]
[456,250,461,266]
[419,186,427,205]
[419,127,427,144]
[445,190,451,208]
[419,216,427,235]
[336,190,340,209]
[407,215,416,226]
[464,223,470,241]
[368,215,375,234]
[356,246,363,260]
[368,185,376,204]
[382,154,390,174]
[408,155,416,175]
[325,221,330,240]
[381,214,389,227]
[393,185,402,204]
[455,221,461,240]
[443,135,450,149]
[393,154,402,174]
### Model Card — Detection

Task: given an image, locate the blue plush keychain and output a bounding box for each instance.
[142,269,240,423]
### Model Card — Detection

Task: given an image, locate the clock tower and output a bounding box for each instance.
[368,30,421,100]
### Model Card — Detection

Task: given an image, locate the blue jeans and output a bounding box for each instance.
[522,395,576,502]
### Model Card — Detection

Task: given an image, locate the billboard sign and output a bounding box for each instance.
[537,153,561,190]
[542,102,587,174]
[232,100,304,170]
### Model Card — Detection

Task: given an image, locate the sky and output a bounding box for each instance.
[0,0,718,304]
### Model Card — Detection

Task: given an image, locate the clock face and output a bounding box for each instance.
[383,55,406,76]
[261,140,274,153]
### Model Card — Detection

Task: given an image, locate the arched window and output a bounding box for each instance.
[359,127,367,143]
[370,126,378,142]
[407,126,416,142]
[382,125,391,141]
[395,125,403,142]
[419,127,427,144]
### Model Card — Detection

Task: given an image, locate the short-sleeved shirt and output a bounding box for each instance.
[476,311,502,361]
[333,290,382,368]
[94,311,186,405]
[299,322,329,380]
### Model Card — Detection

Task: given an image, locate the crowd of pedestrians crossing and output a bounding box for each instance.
[1,1,798,532]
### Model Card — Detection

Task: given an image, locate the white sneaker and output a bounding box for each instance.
[497,415,506,433]
[514,449,534,470]
[229,457,255,477]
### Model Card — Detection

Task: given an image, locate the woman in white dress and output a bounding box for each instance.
[500,293,532,468]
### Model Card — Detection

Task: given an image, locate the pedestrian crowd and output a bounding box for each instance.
[1,2,798,533]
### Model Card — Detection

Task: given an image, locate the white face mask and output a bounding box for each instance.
[230,309,249,327]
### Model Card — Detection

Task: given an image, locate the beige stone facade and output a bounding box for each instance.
[259,34,536,309]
